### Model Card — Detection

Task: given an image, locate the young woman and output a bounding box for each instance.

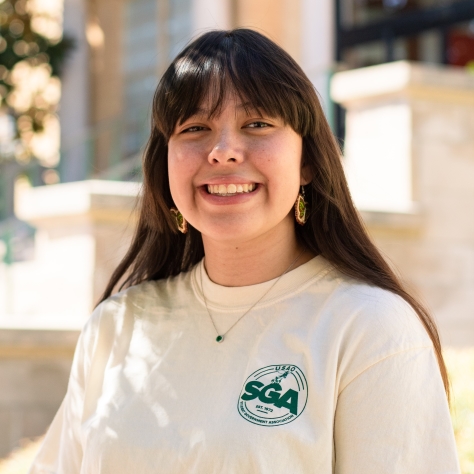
[30,29,460,473]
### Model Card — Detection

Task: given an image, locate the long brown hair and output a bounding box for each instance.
[100,29,449,400]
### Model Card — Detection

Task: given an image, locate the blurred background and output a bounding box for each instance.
[0,0,474,471]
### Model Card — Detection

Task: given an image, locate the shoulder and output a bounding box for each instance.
[99,266,195,317]
[312,267,434,390]
[336,279,431,349]
[338,276,427,329]
[314,264,431,348]
[81,266,196,351]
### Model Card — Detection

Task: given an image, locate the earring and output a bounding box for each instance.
[294,186,308,225]
[170,208,188,233]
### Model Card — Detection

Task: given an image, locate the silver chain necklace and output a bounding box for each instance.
[200,249,305,343]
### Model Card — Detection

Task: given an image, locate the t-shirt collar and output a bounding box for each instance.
[191,255,330,312]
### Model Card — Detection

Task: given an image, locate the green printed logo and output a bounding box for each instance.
[238,365,308,426]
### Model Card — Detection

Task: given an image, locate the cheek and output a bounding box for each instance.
[167,144,198,206]
[260,136,303,191]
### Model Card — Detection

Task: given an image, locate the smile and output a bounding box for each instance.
[207,183,257,196]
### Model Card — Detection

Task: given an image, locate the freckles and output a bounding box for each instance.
[169,147,188,164]
[179,143,206,164]
[252,142,272,162]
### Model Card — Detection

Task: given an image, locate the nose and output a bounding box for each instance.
[207,128,243,165]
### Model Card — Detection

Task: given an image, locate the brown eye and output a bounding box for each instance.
[183,126,206,133]
[246,121,270,129]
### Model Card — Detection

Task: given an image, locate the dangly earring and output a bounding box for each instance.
[294,186,309,225]
[170,208,188,233]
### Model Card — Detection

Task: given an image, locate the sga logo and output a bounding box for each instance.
[237,365,308,426]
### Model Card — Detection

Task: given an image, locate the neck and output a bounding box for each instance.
[202,223,314,287]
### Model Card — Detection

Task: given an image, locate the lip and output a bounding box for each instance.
[198,183,260,206]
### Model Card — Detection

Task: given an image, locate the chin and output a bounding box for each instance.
[204,227,256,244]
[199,219,263,244]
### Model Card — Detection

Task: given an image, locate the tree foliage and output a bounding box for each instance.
[0,0,73,155]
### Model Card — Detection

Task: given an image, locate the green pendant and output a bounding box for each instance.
[216,335,224,343]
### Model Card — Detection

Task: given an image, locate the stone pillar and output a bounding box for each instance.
[59,0,90,182]
[331,61,474,346]
[88,0,125,173]
[234,0,301,63]
[300,0,334,115]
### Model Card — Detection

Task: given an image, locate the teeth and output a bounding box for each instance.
[207,183,257,195]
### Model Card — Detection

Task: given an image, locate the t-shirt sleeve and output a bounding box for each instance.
[28,308,100,474]
[333,346,460,474]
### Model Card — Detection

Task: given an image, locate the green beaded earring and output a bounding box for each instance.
[170,208,188,233]
[294,186,308,225]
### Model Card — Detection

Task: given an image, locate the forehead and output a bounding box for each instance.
[180,89,270,124]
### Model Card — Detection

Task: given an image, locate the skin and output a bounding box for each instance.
[167,93,314,287]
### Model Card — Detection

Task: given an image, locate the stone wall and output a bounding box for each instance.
[331,61,474,346]
[0,329,79,458]
[1,180,139,327]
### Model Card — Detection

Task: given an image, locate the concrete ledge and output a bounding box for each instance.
[360,208,424,232]
[0,329,80,359]
[331,61,474,106]
[15,180,141,225]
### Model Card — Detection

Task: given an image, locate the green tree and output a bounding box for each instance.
[0,0,73,160]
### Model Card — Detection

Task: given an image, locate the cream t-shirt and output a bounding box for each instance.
[30,256,460,473]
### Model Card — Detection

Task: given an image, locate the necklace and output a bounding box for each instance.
[200,249,305,343]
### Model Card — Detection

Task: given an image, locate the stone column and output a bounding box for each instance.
[300,0,334,116]
[234,0,301,63]
[59,0,90,182]
[331,61,474,346]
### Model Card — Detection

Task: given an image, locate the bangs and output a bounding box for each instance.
[153,29,317,139]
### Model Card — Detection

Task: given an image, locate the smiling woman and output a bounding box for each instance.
[29,29,460,474]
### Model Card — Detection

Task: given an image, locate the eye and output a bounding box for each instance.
[245,121,270,129]
[182,125,207,133]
